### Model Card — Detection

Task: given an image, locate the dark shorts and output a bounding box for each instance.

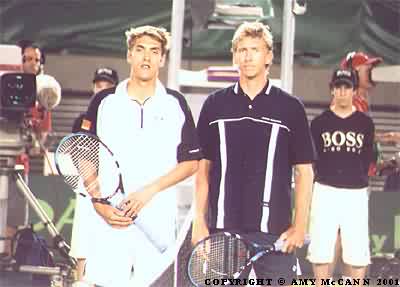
[211,230,298,286]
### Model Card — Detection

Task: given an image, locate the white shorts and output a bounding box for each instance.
[69,195,97,259]
[307,182,370,266]
[83,191,177,287]
[84,223,164,287]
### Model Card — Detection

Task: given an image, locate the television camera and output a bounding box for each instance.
[0,45,75,286]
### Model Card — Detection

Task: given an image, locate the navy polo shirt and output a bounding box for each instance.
[197,81,316,235]
[72,87,116,134]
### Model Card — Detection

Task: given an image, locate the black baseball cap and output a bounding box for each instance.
[330,69,357,89]
[93,67,119,85]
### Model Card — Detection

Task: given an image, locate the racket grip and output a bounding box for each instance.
[91,197,111,205]
[274,234,311,251]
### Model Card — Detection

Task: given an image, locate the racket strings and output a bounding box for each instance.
[57,134,119,199]
[189,234,248,285]
[57,135,100,189]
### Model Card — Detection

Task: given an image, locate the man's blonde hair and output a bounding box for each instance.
[231,22,273,52]
[125,25,170,55]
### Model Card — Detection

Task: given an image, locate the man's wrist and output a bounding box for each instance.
[290,223,306,235]
[146,183,161,196]
[91,198,110,205]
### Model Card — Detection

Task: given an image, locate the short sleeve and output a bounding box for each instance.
[197,95,218,161]
[176,97,203,162]
[288,98,316,164]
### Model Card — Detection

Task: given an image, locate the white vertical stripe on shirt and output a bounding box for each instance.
[260,124,279,232]
[216,121,227,228]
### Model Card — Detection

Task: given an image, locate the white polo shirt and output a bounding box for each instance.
[96,78,202,249]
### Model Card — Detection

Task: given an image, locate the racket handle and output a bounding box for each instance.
[91,197,111,205]
[274,234,311,251]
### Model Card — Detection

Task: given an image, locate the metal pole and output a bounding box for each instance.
[0,170,10,254]
[13,172,76,266]
[167,0,185,91]
[280,0,296,94]
[169,3,186,286]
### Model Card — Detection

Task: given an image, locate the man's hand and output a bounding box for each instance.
[278,226,307,253]
[120,186,158,218]
[92,202,133,228]
[191,217,209,246]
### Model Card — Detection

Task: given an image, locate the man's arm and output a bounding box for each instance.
[191,159,211,245]
[279,163,314,253]
[122,160,198,217]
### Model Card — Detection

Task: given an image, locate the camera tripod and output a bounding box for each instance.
[0,168,76,287]
[0,128,76,287]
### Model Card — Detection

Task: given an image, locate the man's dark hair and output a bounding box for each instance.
[17,39,45,65]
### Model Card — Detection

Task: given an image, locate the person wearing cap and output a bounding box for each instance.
[71,67,119,134]
[339,51,382,113]
[92,67,119,94]
[307,69,375,286]
[70,67,119,283]
[330,52,388,277]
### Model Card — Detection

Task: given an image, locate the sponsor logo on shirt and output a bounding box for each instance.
[81,119,92,131]
[321,130,364,153]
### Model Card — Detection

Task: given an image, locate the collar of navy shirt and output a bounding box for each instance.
[233,79,273,98]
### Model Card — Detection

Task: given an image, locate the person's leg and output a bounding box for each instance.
[84,223,136,287]
[313,263,332,287]
[70,195,92,281]
[129,225,176,286]
[75,259,86,281]
[342,264,367,280]
[327,231,342,276]
[340,188,370,281]
[307,183,340,282]
[4,226,17,256]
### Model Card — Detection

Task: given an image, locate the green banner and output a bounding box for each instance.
[26,175,400,264]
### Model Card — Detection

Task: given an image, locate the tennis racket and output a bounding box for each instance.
[55,132,125,206]
[187,232,309,286]
[54,132,165,251]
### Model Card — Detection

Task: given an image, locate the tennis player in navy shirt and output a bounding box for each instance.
[193,22,316,285]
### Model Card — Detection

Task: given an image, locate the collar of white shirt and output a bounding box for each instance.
[115,79,167,100]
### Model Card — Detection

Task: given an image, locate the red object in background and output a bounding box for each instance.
[16,153,30,175]
[29,102,52,133]
[352,95,369,113]
[368,162,377,177]
[340,51,382,70]
[16,102,52,176]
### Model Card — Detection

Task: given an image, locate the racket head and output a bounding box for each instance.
[187,232,250,286]
[55,132,123,204]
